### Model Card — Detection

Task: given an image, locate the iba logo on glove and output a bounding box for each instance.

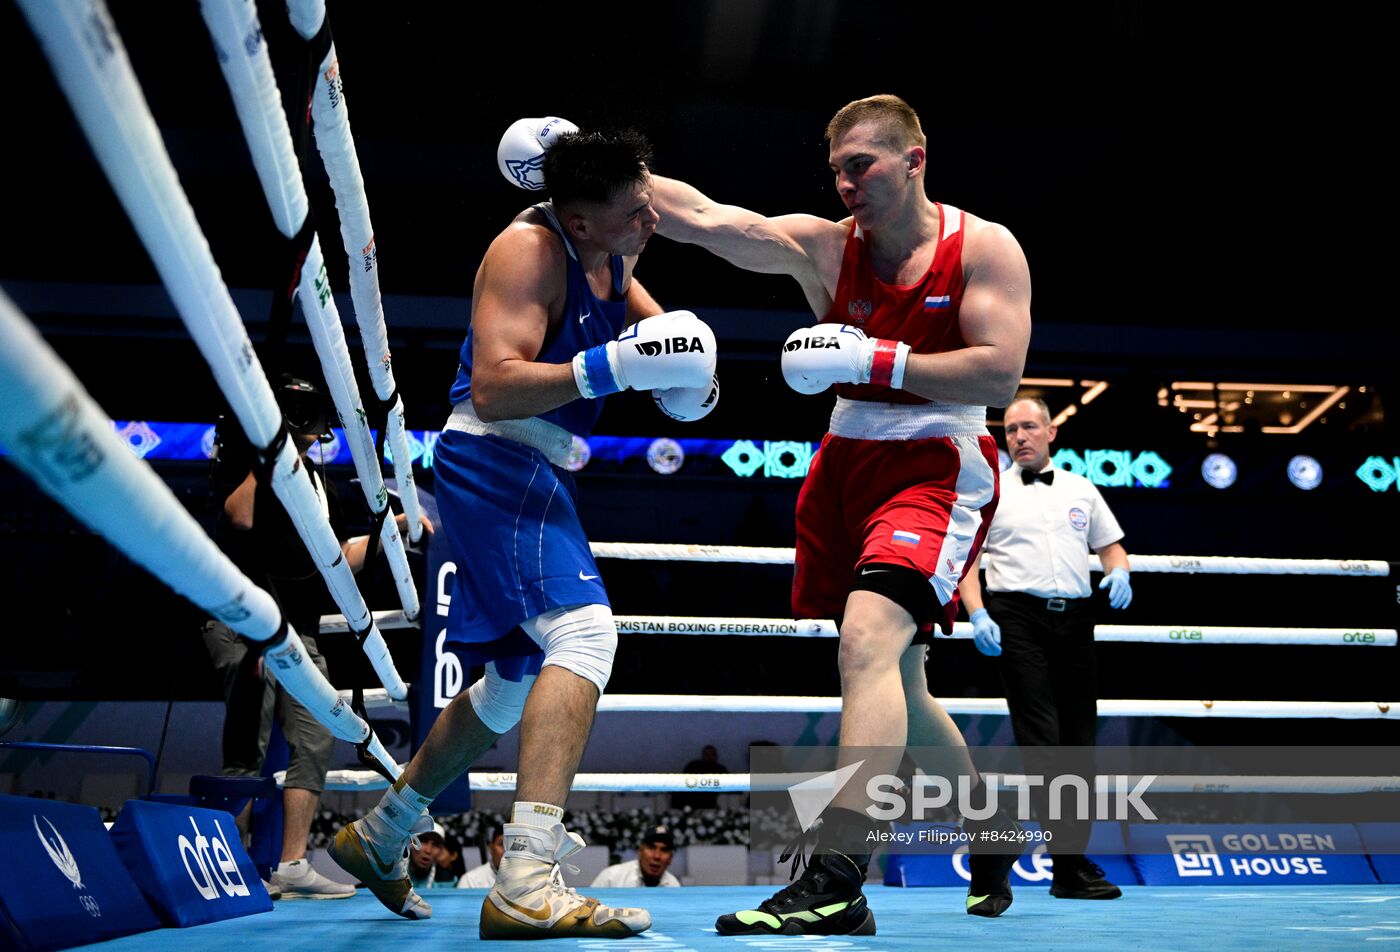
[635,336,706,357]
[785,335,844,352]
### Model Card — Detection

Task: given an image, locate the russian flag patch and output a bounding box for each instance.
[924,295,951,311]
[892,530,921,547]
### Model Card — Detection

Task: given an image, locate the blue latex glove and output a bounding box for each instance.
[1098,567,1133,609]
[969,608,1002,656]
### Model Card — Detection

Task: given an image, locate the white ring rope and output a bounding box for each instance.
[0,290,387,762]
[285,0,425,544]
[608,616,1397,647]
[305,770,1400,795]
[10,1,401,778]
[320,611,1395,647]
[199,0,421,627]
[589,543,1392,577]
[13,0,408,705]
[347,689,1395,720]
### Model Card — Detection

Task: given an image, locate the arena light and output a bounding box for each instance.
[1052,448,1172,489]
[763,441,813,479]
[1201,453,1238,490]
[717,440,816,479]
[1170,382,1350,435]
[1287,455,1323,490]
[564,435,591,473]
[646,438,684,475]
[994,379,1108,430]
[720,440,765,478]
[1355,456,1399,493]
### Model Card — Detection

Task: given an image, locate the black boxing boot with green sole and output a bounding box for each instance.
[716,850,875,936]
[963,804,1023,918]
[718,809,879,936]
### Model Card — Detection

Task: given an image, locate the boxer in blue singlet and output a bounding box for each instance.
[435,200,628,661]
[330,127,717,939]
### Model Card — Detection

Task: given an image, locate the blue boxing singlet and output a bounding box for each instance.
[448,202,628,437]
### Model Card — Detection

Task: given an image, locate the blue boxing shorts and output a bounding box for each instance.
[433,428,609,679]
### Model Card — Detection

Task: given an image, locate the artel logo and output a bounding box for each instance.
[178,816,250,901]
[635,336,705,357]
[1169,629,1204,641]
[1342,631,1376,643]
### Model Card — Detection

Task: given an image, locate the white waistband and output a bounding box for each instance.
[443,401,574,468]
[828,397,988,440]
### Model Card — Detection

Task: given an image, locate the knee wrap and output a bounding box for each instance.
[519,603,618,694]
[467,663,535,735]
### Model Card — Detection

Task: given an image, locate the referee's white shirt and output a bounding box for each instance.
[983,463,1124,599]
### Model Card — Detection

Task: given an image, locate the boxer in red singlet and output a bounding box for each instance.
[653,95,1032,933]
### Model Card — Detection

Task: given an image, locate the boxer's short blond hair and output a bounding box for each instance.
[825,95,927,151]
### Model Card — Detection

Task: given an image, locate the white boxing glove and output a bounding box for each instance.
[572,311,716,398]
[497,116,579,191]
[654,376,720,422]
[780,323,911,394]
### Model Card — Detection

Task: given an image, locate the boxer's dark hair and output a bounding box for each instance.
[544,128,653,207]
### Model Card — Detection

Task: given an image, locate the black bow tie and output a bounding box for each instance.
[1022,468,1054,486]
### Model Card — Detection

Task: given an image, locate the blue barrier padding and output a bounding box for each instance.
[109,800,271,927]
[0,794,160,950]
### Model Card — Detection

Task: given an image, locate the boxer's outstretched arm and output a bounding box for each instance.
[652,176,842,310]
[469,224,581,422]
[899,222,1031,407]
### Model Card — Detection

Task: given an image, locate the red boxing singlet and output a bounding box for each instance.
[826,202,967,405]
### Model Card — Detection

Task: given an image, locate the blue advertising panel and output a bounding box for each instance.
[414,502,473,813]
[0,795,160,950]
[109,800,271,927]
[1128,824,1377,885]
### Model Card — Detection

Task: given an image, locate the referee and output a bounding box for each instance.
[959,395,1130,900]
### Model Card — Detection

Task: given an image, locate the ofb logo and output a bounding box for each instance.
[1167,833,1223,877]
[34,815,102,917]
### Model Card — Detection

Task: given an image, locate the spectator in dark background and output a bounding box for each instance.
[434,834,467,888]
[204,376,430,899]
[408,822,448,890]
[459,825,505,889]
[201,377,359,901]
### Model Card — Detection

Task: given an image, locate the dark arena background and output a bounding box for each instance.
[0,2,1396,950]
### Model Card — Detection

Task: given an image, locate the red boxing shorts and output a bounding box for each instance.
[793,431,1000,635]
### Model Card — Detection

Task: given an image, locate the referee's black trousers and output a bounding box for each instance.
[986,591,1098,860]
